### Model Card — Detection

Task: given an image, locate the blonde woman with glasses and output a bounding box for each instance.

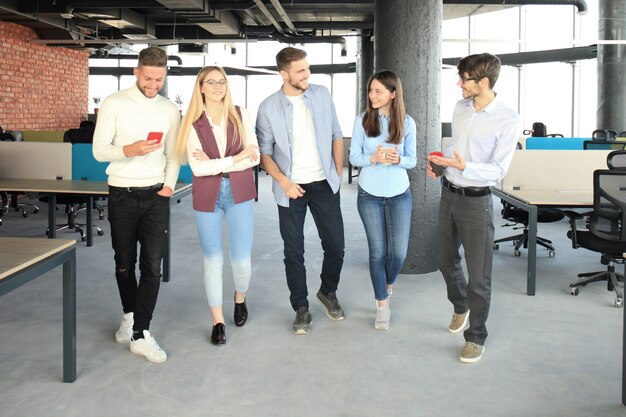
[176,66,259,345]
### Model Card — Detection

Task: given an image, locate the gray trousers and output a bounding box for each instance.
[436,187,494,345]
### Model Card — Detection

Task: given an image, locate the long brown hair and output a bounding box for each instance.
[175,66,245,163]
[362,70,406,144]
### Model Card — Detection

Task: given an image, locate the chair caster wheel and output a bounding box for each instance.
[493,244,499,251]
[548,250,555,258]
[22,212,28,218]
[570,287,579,296]
[34,208,39,214]
[615,298,623,308]
[97,230,104,236]
[514,250,521,257]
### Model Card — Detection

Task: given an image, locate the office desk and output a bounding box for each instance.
[0,179,192,282]
[0,237,76,382]
[492,188,592,296]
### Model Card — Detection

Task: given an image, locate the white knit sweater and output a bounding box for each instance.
[93,84,180,189]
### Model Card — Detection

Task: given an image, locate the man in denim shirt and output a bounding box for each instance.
[256,47,345,335]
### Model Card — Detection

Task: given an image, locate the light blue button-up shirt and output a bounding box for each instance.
[349,112,417,197]
[256,84,343,207]
[444,95,520,187]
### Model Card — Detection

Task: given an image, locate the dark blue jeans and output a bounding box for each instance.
[107,186,170,332]
[436,186,494,345]
[278,180,345,311]
[357,186,412,300]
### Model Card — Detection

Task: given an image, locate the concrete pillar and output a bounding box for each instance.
[356,33,375,113]
[597,0,626,131]
[375,0,441,274]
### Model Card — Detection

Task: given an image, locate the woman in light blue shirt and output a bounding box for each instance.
[349,70,417,330]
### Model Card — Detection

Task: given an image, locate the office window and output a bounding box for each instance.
[246,74,283,123]
[332,73,357,136]
[471,7,520,55]
[88,75,119,113]
[523,6,575,52]
[522,62,573,136]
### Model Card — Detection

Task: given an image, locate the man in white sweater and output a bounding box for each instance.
[93,47,180,363]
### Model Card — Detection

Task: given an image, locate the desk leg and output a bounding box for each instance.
[48,194,57,239]
[86,197,93,247]
[526,205,538,296]
[623,294,626,405]
[63,248,76,382]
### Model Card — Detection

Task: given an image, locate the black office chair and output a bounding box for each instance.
[522,122,563,138]
[592,129,618,141]
[39,127,105,241]
[565,169,626,307]
[493,202,565,257]
[607,149,626,169]
[44,196,104,241]
[63,121,95,144]
[0,127,40,217]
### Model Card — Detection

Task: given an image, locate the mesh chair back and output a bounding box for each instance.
[589,170,626,242]
[592,129,617,141]
[607,150,626,170]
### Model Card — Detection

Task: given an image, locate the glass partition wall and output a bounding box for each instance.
[89,1,599,138]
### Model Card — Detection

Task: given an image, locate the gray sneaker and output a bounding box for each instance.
[460,342,484,363]
[316,290,345,320]
[292,306,312,335]
[448,310,469,333]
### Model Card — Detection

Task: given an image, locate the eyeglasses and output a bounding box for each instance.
[202,79,227,87]
[459,76,478,84]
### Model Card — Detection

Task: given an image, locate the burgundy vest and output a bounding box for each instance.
[191,108,256,212]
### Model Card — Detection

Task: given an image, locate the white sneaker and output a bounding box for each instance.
[374,304,390,330]
[130,330,167,363]
[115,312,134,344]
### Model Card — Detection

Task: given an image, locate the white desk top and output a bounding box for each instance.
[0,237,76,280]
[0,179,191,196]
[495,188,593,207]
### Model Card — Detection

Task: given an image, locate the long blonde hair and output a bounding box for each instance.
[175,66,245,163]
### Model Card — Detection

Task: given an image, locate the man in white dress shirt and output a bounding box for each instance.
[428,53,520,363]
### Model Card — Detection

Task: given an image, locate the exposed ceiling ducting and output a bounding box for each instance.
[0,0,588,48]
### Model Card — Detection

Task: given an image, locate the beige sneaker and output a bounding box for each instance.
[448,310,469,333]
[460,342,484,363]
[374,304,390,330]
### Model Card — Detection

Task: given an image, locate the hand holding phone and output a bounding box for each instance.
[147,131,164,144]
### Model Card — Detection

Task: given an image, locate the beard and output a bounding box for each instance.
[288,78,308,92]
[137,83,160,98]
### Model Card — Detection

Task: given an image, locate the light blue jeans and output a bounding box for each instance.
[357,186,412,300]
[194,179,254,307]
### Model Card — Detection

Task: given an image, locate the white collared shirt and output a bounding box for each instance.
[444,95,520,187]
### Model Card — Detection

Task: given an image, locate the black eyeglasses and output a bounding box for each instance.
[201,79,227,87]
[459,76,477,84]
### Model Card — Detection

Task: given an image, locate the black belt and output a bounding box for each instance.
[112,183,163,192]
[222,173,230,178]
[442,177,490,197]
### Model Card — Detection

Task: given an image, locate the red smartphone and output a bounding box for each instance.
[147,131,164,144]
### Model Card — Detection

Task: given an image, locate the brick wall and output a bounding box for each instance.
[0,22,89,131]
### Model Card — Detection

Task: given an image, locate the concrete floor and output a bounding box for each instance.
[0,174,624,417]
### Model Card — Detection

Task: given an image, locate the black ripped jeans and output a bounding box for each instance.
[108,186,170,332]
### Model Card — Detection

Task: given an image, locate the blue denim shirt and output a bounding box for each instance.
[256,84,343,207]
[349,112,417,197]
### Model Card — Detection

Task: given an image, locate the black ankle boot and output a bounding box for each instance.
[211,323,226,345]
[234,294,248,327]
